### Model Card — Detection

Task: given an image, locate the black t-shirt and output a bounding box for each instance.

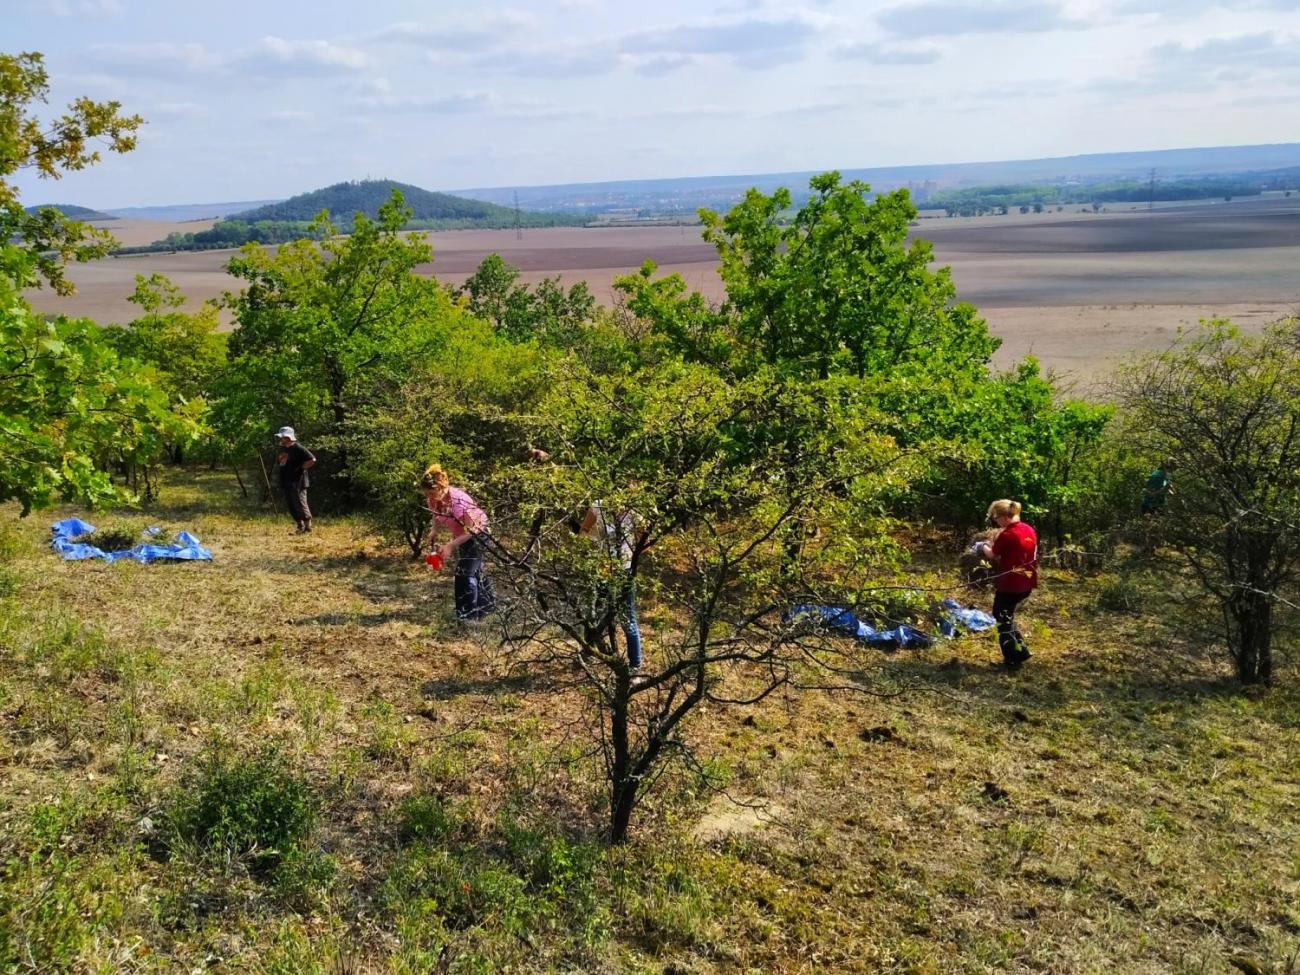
[278,442,314,488]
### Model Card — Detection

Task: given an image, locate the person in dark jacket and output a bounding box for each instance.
[275,426,316,534]
[978,498,1038,668]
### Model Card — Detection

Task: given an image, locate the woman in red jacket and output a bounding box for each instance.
[978,499,1038,668]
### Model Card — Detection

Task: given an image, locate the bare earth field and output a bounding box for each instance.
[26,198,1300,384]
[84,216,219,247]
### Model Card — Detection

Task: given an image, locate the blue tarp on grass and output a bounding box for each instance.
[785,605,934,651]
[937,598,997,637]
[786,597,997,651]
[51,519,213,564]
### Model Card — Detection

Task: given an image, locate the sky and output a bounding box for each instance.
[9,0,1300,207]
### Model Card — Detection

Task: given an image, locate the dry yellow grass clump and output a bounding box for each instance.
[0,470,1296,973]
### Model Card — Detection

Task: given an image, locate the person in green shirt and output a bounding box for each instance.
[1140,462,1174,554]
[1141,463,1174,514]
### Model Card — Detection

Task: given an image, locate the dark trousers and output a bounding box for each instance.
[992,590,1031,662]
[282,483,311,525]
[454,536,495,620]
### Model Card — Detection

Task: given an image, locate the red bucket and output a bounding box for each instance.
[425,553,443,571]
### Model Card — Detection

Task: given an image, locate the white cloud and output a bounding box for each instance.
[238,36,369,75]
[356,90,498,114]
[1089,32,1300,94]
[878,1,1084,37]
[1115,0,1300,12]
[87,42,222,78]
[261,109,314,123]
[471,45,623,77]
[633,54,696,76]
[832,40,942,63]
[620,14,827,67]
[349,89,574,120]
[87,36,368,82]
[1148,32,1300,76]
[368,14,537,52]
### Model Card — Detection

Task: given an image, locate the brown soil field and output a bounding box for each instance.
[25,198,1300,384]
[83,216,219,247]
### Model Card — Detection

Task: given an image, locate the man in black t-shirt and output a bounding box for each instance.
[275,426,317,534]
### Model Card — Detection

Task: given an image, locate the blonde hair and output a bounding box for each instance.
[987,499,1022,521]
[420,464,450,491]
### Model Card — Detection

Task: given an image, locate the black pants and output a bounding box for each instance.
[454,536,495,620]
[282,483,311,525]
[992,590,1031,662]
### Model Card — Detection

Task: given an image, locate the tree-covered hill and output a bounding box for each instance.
[24,203,114,220]
[229,179,519,223]
[111,180,585,252]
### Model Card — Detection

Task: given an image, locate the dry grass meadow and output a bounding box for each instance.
[24,197,1300,385]
[1,470,1296,973]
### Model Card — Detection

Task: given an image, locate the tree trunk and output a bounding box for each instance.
[608,678,635,845]
[1230,590,1273,685]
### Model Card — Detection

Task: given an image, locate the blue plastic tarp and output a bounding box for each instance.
[938,598,997,637]
[50,519,213,564]
[785,597,997,651]
[786,605,934,651]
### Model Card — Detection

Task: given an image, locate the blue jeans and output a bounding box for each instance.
[454,537,495,620]
[618,580,642,669]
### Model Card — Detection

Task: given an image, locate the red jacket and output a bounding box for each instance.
[992,521,1038,594]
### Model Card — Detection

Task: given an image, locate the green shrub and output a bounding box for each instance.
[386,848,529,935]
[272,848,338,911]
[499,812,607,942]
[1096,572,1147,614]
[383,800,611,967]
[395,795,464,846]
[166,744,315,872]
[89,523,141,552]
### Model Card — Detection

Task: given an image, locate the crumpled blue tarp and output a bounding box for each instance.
[937,598,997,637]
[50,518,213,564]
[786,597,998,651]
[786,605,934,651]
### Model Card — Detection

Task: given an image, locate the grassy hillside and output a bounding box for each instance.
[0,470,1296,973]
[230,180,524,224]
[23,203,114,220]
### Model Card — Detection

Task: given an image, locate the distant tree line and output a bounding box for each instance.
[932,169,1300,216]
[114,212,588,254]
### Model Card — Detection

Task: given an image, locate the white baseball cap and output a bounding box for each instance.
[275,426,296,440]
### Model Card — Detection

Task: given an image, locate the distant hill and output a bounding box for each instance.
[24,203,114,220]
[229,180,518,223]
[452,141,1300,214]
[115,180,583,254]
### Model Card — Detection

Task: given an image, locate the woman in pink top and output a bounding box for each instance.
[422,464,494,620]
